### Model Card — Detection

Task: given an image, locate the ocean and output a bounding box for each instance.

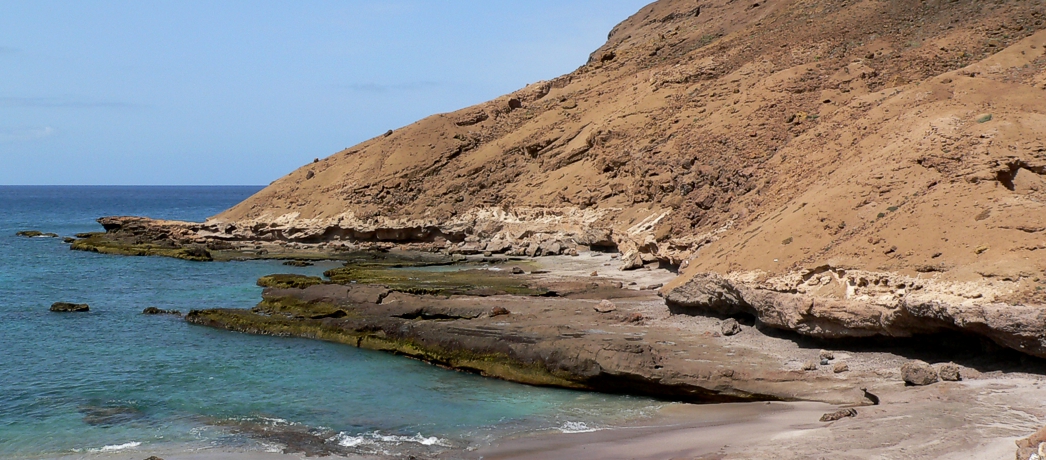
[0,186,660,458]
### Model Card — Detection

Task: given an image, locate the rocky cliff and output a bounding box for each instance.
[95,0,1046,357]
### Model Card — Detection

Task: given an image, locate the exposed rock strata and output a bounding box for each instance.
[664,270,1046,358]
[186,281,870,405]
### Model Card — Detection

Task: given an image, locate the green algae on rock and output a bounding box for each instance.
[257,274,326,290]
[323,265,549,297]
[71,232,213,261]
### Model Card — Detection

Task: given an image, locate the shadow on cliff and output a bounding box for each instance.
[727,314,1046,375]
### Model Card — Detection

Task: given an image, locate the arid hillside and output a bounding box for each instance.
[203,0,1046,348]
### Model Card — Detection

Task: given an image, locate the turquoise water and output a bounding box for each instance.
[0,187,659,458]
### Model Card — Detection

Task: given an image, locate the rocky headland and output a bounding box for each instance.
[66,0,1046,457]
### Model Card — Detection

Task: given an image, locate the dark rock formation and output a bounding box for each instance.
[50,302,89,313]
[142,307,182,315]
[16,231,58,238]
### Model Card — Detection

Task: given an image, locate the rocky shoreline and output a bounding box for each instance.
[56,217,1046,457]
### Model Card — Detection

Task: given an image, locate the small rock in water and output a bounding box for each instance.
[936,362,961,381]
[143,307,182,316]
[144,457,165,460]
[490,306,510,317]
[282,260,314,267]
[16,230,59,238]
[594,299,617,313]
[833,362,849,373]
[802,361,819,371]
[901,360,939,386]
[819,408,857,422]
[819,350,835,361]
[50,302,89,313]
[720,318,742,336]
[511,267,525,274]
[63,237,75,243]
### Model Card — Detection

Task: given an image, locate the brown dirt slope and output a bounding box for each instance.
[213,1,1046,309]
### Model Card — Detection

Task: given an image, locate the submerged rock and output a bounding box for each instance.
[79,403,144,427]
[282,260,314,267]
[16,230,58,238]
[901,360,939,386]
[143,307,182,315]
[50,302,89,313]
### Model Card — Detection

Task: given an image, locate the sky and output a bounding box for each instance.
[0,0,651,185]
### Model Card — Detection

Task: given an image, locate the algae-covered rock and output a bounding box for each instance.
[282,260,314,267]
[51,302,90,312]
[257,274,326,289]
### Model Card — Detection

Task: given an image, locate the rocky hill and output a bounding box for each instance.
[97,0,1046,357]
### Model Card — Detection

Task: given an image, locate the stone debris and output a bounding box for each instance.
[595,300,617,313]
[820,408,857,422]
[833,362,849,373]
[490,306,510,317]
[901,360,939,386]
[802,361,819,371]
[720,318,742,336]
[936,362,961,382]
[820,350,835,361]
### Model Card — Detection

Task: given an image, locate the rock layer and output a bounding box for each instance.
[186,279,870,405]
[665,270,1046,358]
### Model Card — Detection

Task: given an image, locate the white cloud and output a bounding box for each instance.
[0,126,56,143]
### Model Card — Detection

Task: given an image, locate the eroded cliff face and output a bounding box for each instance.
[188,0,1046,353]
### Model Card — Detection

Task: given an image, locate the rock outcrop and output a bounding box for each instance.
[664,267,1046,359]
[50,302,89,313]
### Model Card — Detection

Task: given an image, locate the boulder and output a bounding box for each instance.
[619,251,644,270]
[490,306,510,317]
[594,299,617,313]
[833,362,849,373]
[820,350,835,361]
[1016,425,1046,460]
[50,302,89,313]
[901,360,939,386]
[664,273,747,316]
[936,362,962,381]
[720,318,742,336]
[511,267,525,275]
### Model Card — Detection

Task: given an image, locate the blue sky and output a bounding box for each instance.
[0,1,650,185]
